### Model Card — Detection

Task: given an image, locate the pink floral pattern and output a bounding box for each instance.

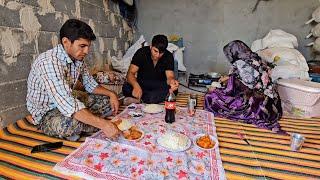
[54,105,226,180]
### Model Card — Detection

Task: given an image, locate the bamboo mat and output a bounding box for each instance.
[0,93,319,180]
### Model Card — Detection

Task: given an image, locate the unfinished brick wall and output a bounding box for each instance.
[0,0,134,128]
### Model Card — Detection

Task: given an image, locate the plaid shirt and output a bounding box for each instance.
[26,44,98,124]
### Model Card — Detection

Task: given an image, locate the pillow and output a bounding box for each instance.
[93,71,126,85]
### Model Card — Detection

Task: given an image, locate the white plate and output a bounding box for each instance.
[193,134,218,151]
[122,129,144,142]
[157,134,191,152]
[142,104,164,114]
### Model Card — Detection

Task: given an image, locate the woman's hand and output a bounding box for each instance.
[219,76,229,83]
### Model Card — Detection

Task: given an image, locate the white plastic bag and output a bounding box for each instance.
[173,47,187,71]
[167,43,179,53]
[167,43,187,71]
[111,35,147,73]
[122,35,146,60]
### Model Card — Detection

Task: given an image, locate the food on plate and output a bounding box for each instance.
[114,119,133,131]
[128,111,143,118]
[196,134,215,149]
[143,104,163,113]
[158,131,189,150]
[123,126,143,140]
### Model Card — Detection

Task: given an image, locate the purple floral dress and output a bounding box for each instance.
[205,40,285,133]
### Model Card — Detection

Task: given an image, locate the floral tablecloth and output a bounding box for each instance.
[54,104,226,180]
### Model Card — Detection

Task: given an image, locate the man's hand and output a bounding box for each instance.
[169,79,179,91]
[102,121,120,138]
[132,85,142,100]
[109,93,119,115]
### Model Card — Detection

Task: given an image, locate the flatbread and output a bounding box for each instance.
[117,119,133,131]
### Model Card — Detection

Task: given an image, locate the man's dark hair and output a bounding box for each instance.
[59,19,96,43]
[151,34,168,53]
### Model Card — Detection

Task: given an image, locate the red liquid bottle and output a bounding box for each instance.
[165,90,176,123]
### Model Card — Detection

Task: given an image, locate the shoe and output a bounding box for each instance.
[65,134,80,141]
[123,97,140,106]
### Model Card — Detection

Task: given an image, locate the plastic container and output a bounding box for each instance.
[309,73,320,83]
[277,78,320,118]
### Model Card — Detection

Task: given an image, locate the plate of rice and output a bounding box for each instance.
[157,131,191,152]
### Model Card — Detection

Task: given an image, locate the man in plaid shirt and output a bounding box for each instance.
[26,19,120,141]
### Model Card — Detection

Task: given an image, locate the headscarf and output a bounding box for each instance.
[223,40,277,98]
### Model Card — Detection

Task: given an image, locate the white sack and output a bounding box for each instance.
[262,29,298,49]
[257,47,309,81]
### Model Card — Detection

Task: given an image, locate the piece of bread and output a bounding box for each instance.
[116,119,133,131]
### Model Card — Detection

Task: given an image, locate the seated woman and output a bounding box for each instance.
[205,40,285,133]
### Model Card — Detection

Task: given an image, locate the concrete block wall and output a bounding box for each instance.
[0,0,134,128]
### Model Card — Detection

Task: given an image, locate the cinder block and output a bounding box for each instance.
[14,30,37,55]
[37,13,63,32]
[115,15,122,26]
[84,0,104,8]
[0,27,36,55]
[0,54,33,84]
[117,39,126,51]
[0,105,28,128]
[101,52,110,65]
[37,32,58,54]
[80,1,107,21]
[0,80,27,110]
[105,24,118,38]
[96,37,110,53]
[94,21,119,38]
[104,37,115,50]
[18,0,39,7]
[108,0,120,14]
[90,40,100,52]
[51,0,76,17]
[84,52,95,69]
[0,6,21,28]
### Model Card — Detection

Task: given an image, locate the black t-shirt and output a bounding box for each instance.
[131,46,174,90]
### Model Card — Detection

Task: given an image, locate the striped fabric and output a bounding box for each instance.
[0,93,319,179]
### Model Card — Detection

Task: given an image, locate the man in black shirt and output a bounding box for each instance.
[123,34,179,104]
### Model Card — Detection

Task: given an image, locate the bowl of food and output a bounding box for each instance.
[193,134,218,150]
[114,118,133,131]
[128,111,144,118]
[122,126,144,142]
[113,119,144,142]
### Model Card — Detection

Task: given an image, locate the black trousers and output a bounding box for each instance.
[122,81,172,104]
